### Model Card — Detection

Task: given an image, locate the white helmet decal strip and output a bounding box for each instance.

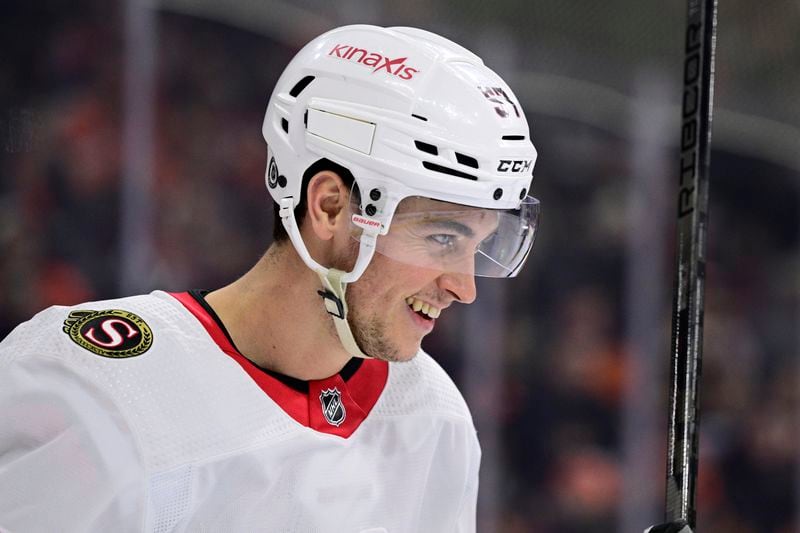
[306,108,376,155]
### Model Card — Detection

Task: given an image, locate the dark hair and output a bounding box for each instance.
[272,158,357,242]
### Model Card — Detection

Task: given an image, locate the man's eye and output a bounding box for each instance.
[427,234,457,248]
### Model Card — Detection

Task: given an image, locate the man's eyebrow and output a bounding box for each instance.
[418,219,475,238]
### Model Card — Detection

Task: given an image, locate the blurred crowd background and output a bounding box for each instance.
[2,1,798,531]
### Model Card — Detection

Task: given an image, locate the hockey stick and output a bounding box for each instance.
[664,0,718,529]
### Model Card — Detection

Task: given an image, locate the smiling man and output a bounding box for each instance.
[0,25,539,532]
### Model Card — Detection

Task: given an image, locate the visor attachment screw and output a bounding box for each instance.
[365,204,377,216]
[493,188,503,200]
[369,188,381,201]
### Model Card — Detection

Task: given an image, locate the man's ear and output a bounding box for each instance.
[305,170,350,241]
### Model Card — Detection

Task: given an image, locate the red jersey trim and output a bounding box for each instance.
[169,291,389,438]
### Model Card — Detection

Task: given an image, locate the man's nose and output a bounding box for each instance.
[437,270,477,304]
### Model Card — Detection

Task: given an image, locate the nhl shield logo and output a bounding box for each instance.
[319,387,346,427]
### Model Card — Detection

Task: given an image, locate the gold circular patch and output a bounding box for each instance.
[63,309,153,358]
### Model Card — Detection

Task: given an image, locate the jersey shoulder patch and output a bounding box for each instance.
[62,308,153,358]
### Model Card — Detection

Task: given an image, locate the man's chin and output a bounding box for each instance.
[393,348,420,363]
[368,342,420,363]
[350,319,422,362]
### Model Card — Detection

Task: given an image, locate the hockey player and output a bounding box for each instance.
[0,25,539,531]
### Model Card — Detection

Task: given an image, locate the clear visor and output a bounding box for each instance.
[351,194,540,278]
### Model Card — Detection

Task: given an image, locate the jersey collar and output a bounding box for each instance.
[170,291,389,438]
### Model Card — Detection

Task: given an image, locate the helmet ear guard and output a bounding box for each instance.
[271,155,381,286]
[263,24,540,358]
[273,164,379,360]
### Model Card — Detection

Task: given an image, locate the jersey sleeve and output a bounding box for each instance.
[0,318,147,532]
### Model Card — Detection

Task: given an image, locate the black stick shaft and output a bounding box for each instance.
[665,0,718,529]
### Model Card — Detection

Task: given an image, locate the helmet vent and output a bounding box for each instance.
[455,153,479,169]
[502,135,525,141]
[281,118,289,133]
[289,75,315,97]
[411,114,429,122]
[422,161,477,181]
[414,140,438,156]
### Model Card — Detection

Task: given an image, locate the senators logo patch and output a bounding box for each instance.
[62,309,153,358]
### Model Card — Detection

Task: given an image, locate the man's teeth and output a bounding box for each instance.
[405,297,441,319]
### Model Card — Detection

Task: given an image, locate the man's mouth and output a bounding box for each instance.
[405,296,441,319]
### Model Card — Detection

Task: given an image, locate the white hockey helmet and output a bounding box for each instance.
[262,25,539,357]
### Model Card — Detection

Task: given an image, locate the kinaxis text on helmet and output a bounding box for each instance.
[328,44,420,80]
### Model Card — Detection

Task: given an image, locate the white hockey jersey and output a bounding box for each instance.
[0,290,480,533]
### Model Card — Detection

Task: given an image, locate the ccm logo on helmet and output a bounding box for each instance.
[328,44,420,80]
[497,159,533,173]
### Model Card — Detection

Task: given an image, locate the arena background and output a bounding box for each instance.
[2,1,799,531]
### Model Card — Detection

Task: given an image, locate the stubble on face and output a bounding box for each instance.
[327,244,417,362]
[347,300,406,362]
[345,262,419,363]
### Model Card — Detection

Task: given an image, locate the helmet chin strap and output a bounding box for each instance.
[280,197,376,359]
[315,269,372,359]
